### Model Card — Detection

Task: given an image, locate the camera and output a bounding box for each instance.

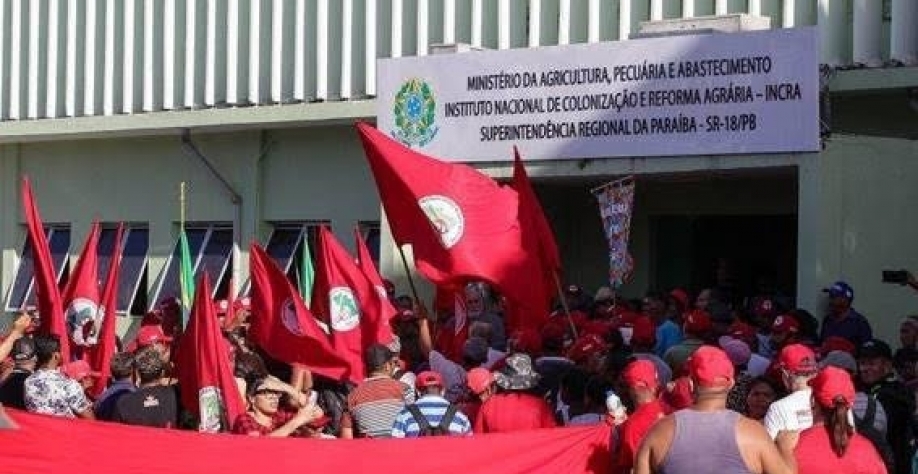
[882,270,909,284]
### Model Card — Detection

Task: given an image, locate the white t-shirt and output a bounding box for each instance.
[764,388,813,439]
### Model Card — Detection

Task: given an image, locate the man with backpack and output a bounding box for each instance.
[391,371,472,437]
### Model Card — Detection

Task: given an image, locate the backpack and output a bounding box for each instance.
[854,394,896,473]
[405,403,459,437]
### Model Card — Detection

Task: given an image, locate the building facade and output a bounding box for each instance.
[0,0,917,343]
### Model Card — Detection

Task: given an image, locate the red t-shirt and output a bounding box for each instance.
[616,400,666,472]
[794,426,886,474]
[232,410,303,437]
[473,392,557,434]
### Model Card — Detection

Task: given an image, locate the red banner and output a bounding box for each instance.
[0,409,611,474]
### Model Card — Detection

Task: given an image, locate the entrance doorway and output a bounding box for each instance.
[535,167,799,303]
[652,214,797,305]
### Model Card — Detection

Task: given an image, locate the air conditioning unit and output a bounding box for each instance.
[633,14,771,39]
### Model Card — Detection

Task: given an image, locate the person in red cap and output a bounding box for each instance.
[635,346,796,474]
[459,368,495,425]
[627,316,673,387]
[769,314,802,353]
[615,360,666,473]
[62,360,101,401]
[764,344,819,439]
[391,370,471,437]
[789,367,887,474]
[663,309,711,374]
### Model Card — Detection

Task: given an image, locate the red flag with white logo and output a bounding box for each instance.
[313,226,396,383]
[85,224,123,397]
[354,226,398,344]
[248,242,349,382]
[61,222,101,352]
[355,123,545,333]
[175,273,245,432]
[21,178,69,361]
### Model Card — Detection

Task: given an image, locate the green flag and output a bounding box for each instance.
[179,229,196,330]
[299,238,315,307]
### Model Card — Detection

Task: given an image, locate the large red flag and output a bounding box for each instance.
[175,273,245,432]
[248,242,349,382]
[353,226,398,344]
[21,178,69,361]
[85,224,124,398]
[61,222,101,352]
[510,148,560,330]
[355,123,544,332]
[313,226,397,383]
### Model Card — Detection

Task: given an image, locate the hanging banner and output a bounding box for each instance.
[595,178,636,289]
[0,409,612,474]
[377,27,819,162]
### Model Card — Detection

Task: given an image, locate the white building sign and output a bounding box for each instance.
[377,27,819,162]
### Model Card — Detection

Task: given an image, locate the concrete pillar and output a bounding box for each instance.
[852,0,882,67]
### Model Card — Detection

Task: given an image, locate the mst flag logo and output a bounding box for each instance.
[280,298,304,336]
[329,287,360,332]
[66,297,101,347]
[392,78,439,147]
[418,195,465,249]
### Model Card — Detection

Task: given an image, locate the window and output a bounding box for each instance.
[97,226,149,314]
[239,221,327,296]
[150,224,232,309]
[5,226,71,312]
[358,221,381,268]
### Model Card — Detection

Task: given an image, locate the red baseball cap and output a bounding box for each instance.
[466,368,494,395]
[728,321,757,343]
[772,314,800,334]
[62,360,101,381]
[664,376,694,410]
[820,336,856,356]
[753,298,777,318]
[415,371,444,390]
[684,310,713,335]
[622,359,658,389]
[686,346,734,387]
[809,366,855,409]
[567,334,606,364]
[779,344,818,374]
[136,325,173,348]
[669,288,690,310]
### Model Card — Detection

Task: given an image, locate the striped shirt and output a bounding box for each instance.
[346,376,407,438]
[391,395,472,438]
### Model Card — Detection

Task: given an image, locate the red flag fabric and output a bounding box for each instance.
[61,222,101,353]
[355,123,544,332]
[21,178,69,361]
[509,148,560,331]
[313,226,397,383]
[353,226,399,345]
[174,273,245,432]
[85,224,124,398]
[2,408,612,474]
[248,242,350,382]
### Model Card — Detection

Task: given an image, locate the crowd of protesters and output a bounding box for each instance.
[3,269,918,474]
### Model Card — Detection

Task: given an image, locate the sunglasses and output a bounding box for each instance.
[254,389,283,397]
